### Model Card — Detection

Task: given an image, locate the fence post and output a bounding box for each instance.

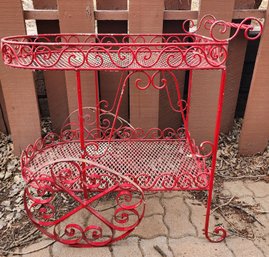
[188,0,235,145]
[33,0,69,132]
[222,0,261,133]
[129,0,164,130]
[239,3,269,155]
[158,0,191,130]
[96,0,129,121]
[57,0,96,118]
[0,0,41,154]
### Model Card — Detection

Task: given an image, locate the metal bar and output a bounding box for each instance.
[107,72,129,142]
[75,70,88,200]
[204,69,227,243]
[185,70,193,132]
[94,70,100,134]
[76,70,85,152]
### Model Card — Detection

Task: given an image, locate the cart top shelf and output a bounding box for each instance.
[1,15,262,71]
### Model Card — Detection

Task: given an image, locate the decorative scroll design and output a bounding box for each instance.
[2,33,230,70]
[21,132,60,168]
[209,17,263,42]
[204,226,227,243]
[23,159,145,247]
[183,14,263,42]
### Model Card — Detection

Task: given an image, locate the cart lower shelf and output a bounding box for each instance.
[23,139,210,191]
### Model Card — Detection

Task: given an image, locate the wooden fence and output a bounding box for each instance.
[0,0,268,156]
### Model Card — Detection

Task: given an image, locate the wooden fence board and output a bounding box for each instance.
[129,0,164,130]
[158,0,191,130]
[221,0,260,133]
[32,0,57,9]
[188,0,235,145]
[57,0,96,119]
[0,0,41,154]
[221,27,248,133]
[239,5,269,155]
[33,0,68,132]
[96,0,129,121]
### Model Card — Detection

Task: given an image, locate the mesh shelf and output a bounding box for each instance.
[24,139,210,191]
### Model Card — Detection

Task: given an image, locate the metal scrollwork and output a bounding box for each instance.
[23,159,145,247]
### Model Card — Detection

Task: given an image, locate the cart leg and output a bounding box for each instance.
[75,70,88,199]
[204,69,227,242]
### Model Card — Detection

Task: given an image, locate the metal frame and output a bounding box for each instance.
[1,15,263,247]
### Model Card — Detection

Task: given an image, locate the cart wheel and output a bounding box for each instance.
[23,158,145,247]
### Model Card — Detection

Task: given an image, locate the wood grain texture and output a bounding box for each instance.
[159,0,191,130]
[33,1,68,132]
[0,0,41,154]
[58,0,96,118]
[96,0,127,10]
[129,0,164,130]
[239,4,269,155]
[188,0,235,145]
[97,0,129,121]
[32,0,57,9]
[24,10,59,20]
[23,9,266,22]
[222,0,260,133]
[221,27,248,133]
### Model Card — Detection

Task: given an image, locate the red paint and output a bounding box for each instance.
[2,15,262,246]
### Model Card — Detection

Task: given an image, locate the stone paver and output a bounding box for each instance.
[184,198,205,237]
[245,181,269,198]
[21,240,52,257]
[140,236,173,257]
[257,196,269,220]
[254,236,269,257]
[22,239,52,257]
[162,191,184,199]
[112,237,142,257]
[52,241,112,257]
[223,181,254,197]
[169,236,233,257]
[133,215,168,238]
[226,237,265,257]
[15,180,269,257]
[163,196,196,237]
[144,196,164,216]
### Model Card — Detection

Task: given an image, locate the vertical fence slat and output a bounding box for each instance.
[159,0,191,130]
[57,0,96,116]
[0,0,41,154]
[129,0,164,130]
[239,4,269,155]
[188,0,235,145]
[222,0,260,133]
[221,28,248,132]
[32,0,57,9]
[96,0,129,120]
[33,0,68,132]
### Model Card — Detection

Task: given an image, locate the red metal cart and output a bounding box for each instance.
[1,15,263,247]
